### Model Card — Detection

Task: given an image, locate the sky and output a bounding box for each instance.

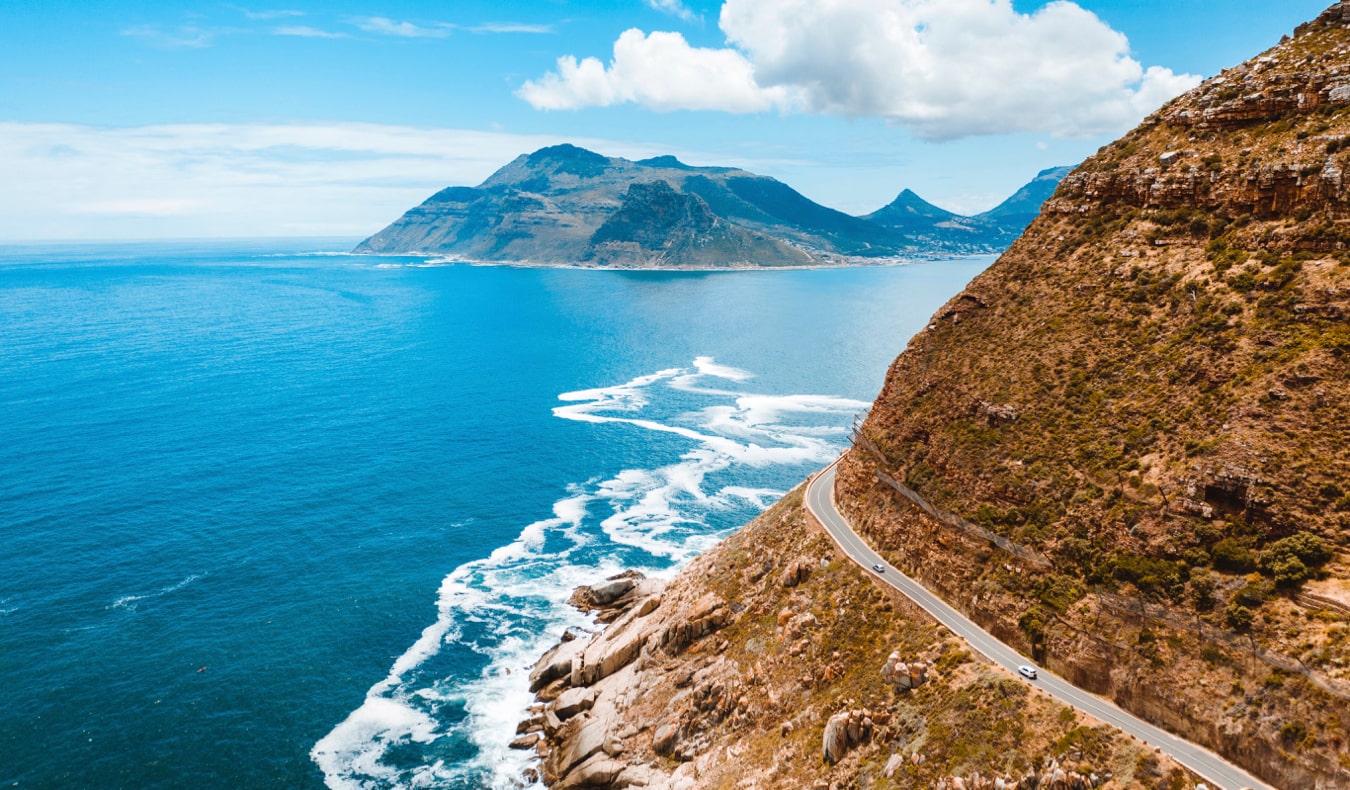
[0,0,1334,241]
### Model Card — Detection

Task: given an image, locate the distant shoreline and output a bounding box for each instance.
[358,250,1000,273]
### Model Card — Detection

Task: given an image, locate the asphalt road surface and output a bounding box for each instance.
[805,457,1270,790]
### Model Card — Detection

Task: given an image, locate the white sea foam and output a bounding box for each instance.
[313,357,860,789]
[109,573,205,612]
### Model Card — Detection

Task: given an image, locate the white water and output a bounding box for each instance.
[312,358,867,789]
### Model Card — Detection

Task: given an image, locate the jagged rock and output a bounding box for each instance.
[823,712,850,764]
[884,753,905,778]
[543,707,564,737]
[531,637,586,692]
[553,752,626,790]
[545,713,615,781]
[881,651,930,691]
[516,715,543,735]
[780,557,814,587]
[658,594,732,653]
[590,577,638,605]
[783,612,818,642]
[553,686,597,720]
[822,708,875,764]
[977,400,1019,426]
[652,720,680,756]
[509,732,541,750]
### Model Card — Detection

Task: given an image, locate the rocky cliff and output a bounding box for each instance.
[838,4,1350,788]
[354,145,1061,267]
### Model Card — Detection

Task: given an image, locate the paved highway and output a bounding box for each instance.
[806,457,1270,790]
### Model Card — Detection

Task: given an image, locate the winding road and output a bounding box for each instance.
[806,456,1270,790]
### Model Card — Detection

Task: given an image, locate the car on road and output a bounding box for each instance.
[1017,665,1038,680]
[871,563,885,573]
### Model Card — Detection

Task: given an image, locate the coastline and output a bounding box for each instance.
[356,250,1000,273]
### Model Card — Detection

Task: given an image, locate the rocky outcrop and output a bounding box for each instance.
[935,757,1106,790]
[523,571,745,789]
[880,651,930,691]
[821,707,875,764]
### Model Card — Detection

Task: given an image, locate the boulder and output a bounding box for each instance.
[822,711,851,764]
[780,557,814,587]
[652,720,680,756]
[509,732,542,750]
[531,637,586,692]
[554,686,597,720]
[545,714,613,780]
[554,752,626,790]
[590,577,638,605]
[884,753,905,778]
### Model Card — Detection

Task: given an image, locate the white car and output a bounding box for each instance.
[1017,665,1038,680]
[871,563,885,573]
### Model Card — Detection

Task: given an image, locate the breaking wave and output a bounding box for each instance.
[311,358,867,789]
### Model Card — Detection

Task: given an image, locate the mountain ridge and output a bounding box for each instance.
[354,146,1067,267]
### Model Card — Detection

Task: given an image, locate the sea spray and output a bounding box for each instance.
[312,358,867,789]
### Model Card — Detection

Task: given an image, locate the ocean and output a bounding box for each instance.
[0,239,991,788]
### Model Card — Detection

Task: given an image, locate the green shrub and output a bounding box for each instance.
[1212,538,1257,572]
[1226,603,1254,631]
[1260,531,1332,587]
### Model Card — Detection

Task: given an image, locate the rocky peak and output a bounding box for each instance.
[1048,3,1350,241]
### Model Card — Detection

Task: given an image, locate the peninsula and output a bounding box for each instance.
[354,146,1065,268]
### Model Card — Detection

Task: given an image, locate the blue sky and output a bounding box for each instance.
[0,0,1332,240]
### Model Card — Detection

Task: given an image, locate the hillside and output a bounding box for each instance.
[354,146,1063,267]
[521,3,1350,789]
[520,491,1195,790]
[839,3,1350,787]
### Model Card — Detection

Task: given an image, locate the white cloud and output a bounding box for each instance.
[354,17,453,38]
[234,7,305,21]
[469,22,554,34]
[0,123,679,240]
[646,0,699,22]
[274,25,349,39]
[518,29,791,113]
[120,24,215,49]
[520,0,1201,139]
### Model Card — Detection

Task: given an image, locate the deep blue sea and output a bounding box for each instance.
[0,239,990,789]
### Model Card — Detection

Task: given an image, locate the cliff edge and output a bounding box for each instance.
[840,4,1350,787]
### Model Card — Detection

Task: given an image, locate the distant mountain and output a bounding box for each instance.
[975,165,1075,231]
[860,167,1072,251]
[355,144,1069,267]
[356,145,898,267]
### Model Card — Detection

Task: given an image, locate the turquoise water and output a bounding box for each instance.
[0,240,990,788]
